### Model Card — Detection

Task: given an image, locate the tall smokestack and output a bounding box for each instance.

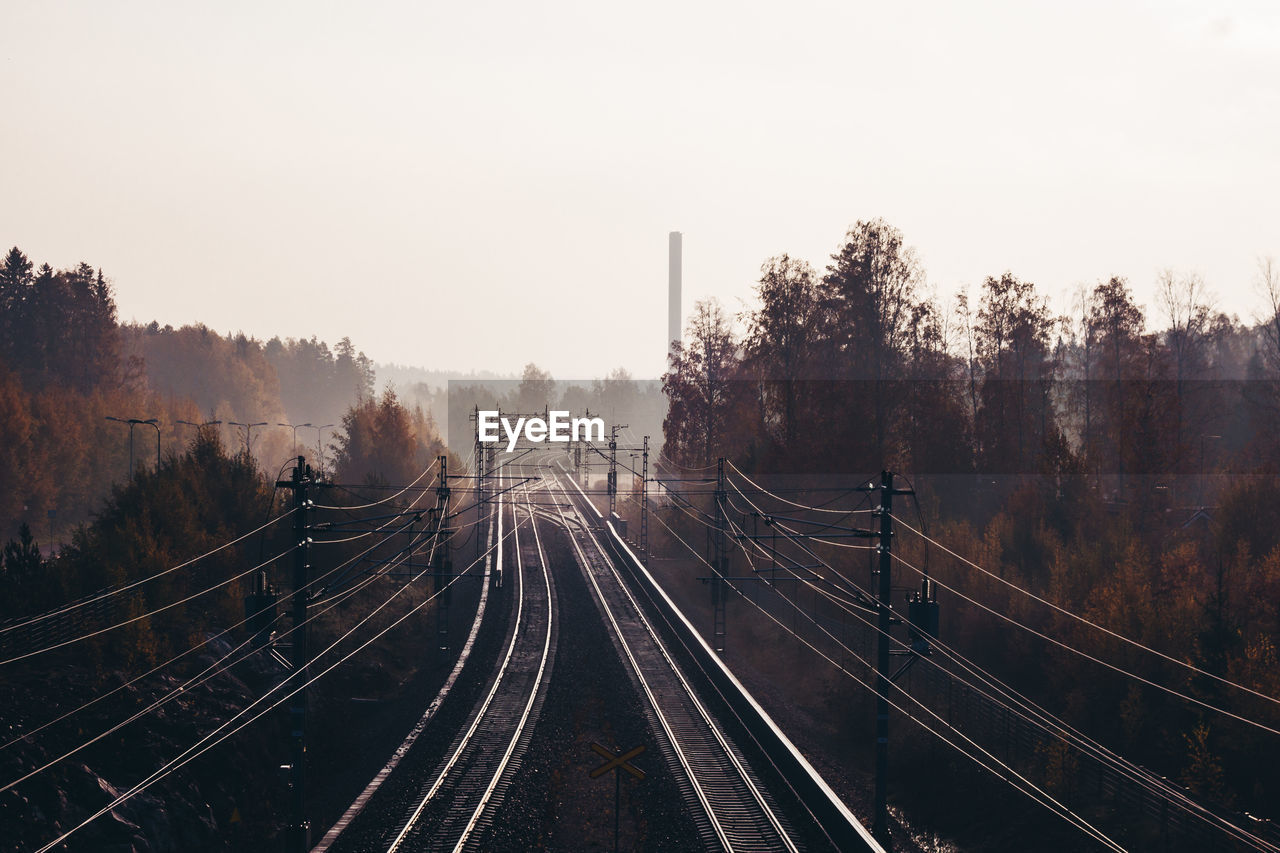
[668,231,682,354]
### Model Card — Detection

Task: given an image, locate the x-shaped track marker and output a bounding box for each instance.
[589,743,646,780]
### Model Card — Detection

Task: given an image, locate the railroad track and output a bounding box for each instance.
[543,459,803,853]
[381,463,557,852]
[312,486,502,853]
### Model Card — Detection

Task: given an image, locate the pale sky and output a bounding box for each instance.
[3,1,1278,379]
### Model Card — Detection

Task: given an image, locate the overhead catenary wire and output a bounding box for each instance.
[32,499,527,853]
[0,519,443,797]
[0,508,296,636]
[655,448,720,472]
[725,458,874,516]
[660,462,1277,847]
[655,479,1116,835]
[722,474,1280,737]
[722,485,878,550]
[891,513,1280,709]
[718,491,1276,851]
[709,491,1279,851]
[0,547,298,667]
[297,472,444,594]
[1,492,472,751]
[919,626,1280,850]
[890,550,1280,739]
[1,504,460,758]
[310,476,435,545]
[646,505,1128,853]
[312,456,439,510]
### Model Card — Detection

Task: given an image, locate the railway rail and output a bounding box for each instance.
[382,467,556,852]
[544,458,806,853]
[318,450,879,852]
[311,491,502,853]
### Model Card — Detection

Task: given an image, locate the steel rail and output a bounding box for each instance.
[385,462,555,852]
[545,461,799,853]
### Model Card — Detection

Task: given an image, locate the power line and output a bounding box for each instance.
[0,523,437,797]
[311,456,439,510]
[2,496,468,752]
[725,459,874,516]
[722,484,878,550]
[647,506,1127,852]
[892,514,1280,710]
[670,465,1278,847]
[890,550,1280,738]
[713,496,1278,851]
[655,449,719,472]
[32,499,529,853]
[0,508,296,636]
[732,472,1280,736]
[0,547,297,667]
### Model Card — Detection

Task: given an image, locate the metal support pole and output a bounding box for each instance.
[287,456,311,852]
[148,422,160,471]
[608,432,618,518]
[607,423,628,518]
[873,469,894,850]
[434,455,452,651]
[712,458,728,655]
[475,409,484,552]
[640,436,649,563]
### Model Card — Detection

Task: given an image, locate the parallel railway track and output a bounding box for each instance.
[543,459,803,853]
[384,468,556,852]
[319,450,878,852]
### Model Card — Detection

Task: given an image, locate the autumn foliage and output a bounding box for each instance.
[661,220,1280,824]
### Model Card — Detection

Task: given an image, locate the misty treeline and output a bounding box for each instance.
[660,219,1280,820]
[0,245,454,853]
[0,245,433,538]
[444,362,666,452]
[0,245,448,636]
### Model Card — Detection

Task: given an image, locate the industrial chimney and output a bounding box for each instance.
[668,231,682,354]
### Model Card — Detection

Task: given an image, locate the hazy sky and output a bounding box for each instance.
[3,1,1278,379]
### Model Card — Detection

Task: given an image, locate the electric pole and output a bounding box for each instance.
[724,467,905,846]
[872,469,912,851]
[433,456,452,652]
[472,406,487,558]
[711,457,728,655]
[608,429,617,517]
[608,423,627,518]
[279,457,312,853]
[640,436,649,564]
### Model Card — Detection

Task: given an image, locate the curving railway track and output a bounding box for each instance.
[383,466,556,852]
[319,468,557,853]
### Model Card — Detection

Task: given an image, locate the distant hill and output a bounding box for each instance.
[374,364,515,394]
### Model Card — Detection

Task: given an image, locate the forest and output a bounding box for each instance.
[0,245,413,545]
[0,245,451,619]
[656,218,1280,841]
[0,245,461,849]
